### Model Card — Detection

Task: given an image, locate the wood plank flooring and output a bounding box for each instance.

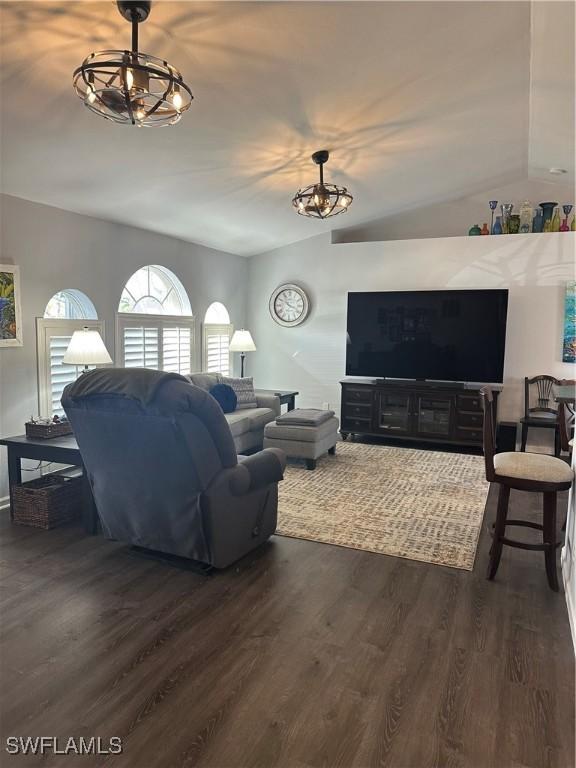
[0,484,574,768]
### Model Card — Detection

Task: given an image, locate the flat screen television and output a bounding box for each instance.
[346,289,508,383]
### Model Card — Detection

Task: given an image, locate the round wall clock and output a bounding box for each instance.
[269,283,310,327]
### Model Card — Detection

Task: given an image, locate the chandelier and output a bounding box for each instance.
[73,1,193,127]
[292,150,353,219]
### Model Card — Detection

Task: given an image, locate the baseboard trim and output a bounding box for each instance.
[561,548,576,656]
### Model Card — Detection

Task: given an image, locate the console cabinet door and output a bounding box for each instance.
[413,394,453,438]
[376,390,413,435]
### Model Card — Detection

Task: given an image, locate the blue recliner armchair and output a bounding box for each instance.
[62,368,286,568]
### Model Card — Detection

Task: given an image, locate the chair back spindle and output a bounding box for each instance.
[524,375,562,417]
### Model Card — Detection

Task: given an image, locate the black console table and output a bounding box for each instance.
[0,434,98,534]
[340,380,499,448]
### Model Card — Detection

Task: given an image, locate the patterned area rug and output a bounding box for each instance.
[276,441,489,570]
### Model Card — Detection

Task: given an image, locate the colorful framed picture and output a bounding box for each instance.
[0,264,23,347]
[562,280,575,363]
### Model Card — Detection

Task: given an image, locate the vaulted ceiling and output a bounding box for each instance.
[0,1,574,256]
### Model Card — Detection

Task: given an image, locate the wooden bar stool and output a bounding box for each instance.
[480,387,573,591]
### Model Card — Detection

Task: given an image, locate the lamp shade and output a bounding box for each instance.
[229,329,256,352]
[63,328,113,366]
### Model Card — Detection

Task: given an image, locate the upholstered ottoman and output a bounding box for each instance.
[263,409,339,469]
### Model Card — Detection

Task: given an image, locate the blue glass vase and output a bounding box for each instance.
[492,216,503,235]
[532,209,543,233]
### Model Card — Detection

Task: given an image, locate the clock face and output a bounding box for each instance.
[269,284,310,327]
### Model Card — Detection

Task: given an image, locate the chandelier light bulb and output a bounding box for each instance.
[124,67,134,91]
[292,150,353,219]
[171,87,183,110]
[85,72,97,104]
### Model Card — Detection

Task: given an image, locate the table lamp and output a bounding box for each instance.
[229,329,256,377]
[63,327,113,374]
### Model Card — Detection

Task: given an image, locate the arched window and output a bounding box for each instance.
[117,265,195,375]
[37,289,104,416]
[119,265,192,316]
[44,289,97,320]
[203,302,233,375]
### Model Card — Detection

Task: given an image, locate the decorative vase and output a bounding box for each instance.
[481,222,489,235]
[492,215,503,235]
[551,208,560,231]
[572,216,575,231]
[508,214,520,234]
[501,203,513,234]
[519,201,533,233]
[561,204,573,232]
[468,224,481,236]
[539,201,558,231]
[489,200,498,234]
[532,208,543,233]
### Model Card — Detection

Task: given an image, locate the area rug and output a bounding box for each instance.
[276,441,489,570]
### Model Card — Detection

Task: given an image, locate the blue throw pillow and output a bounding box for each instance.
[210,383,237,414]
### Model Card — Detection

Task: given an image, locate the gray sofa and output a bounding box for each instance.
[62,368,286,568]
[188,372,280,453]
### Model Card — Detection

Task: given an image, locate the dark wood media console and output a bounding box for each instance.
[340,380,499,448]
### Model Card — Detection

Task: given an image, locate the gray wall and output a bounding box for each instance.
[247,231,575,440]
[0,194,249,500]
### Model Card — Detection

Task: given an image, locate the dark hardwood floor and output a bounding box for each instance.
[0,485,574,768]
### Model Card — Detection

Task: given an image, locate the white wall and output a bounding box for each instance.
[247,231,575,432]
[0,194,249,500]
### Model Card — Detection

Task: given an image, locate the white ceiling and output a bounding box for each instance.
[0,1,574,256]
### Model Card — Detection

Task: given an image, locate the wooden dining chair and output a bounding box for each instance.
[520,375,567,456]
[480,387,573,591]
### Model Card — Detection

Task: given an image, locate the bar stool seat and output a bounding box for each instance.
[494,451,573,485]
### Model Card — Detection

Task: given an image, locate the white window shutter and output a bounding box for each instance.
[123,326,159,369]
[116,314,195,375]
[36,319,106,417]
[203,323,232,375]
[49,335,78,416]
[162,326,192,375]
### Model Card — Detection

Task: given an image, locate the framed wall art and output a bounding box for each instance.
[0,264,23,347]
[562,280,575,363]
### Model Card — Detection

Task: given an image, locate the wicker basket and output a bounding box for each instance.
[12,474,82,529]
[25,421,73,439]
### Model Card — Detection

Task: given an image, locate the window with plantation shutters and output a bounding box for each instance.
[117,266,195,375]
[36,319,105,417]
[203,324,232,375]
[202,302,232,375]
[116,315,194,375]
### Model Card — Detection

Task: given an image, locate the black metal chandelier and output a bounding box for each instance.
[292,150,353,219]
[73,0,193,127]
